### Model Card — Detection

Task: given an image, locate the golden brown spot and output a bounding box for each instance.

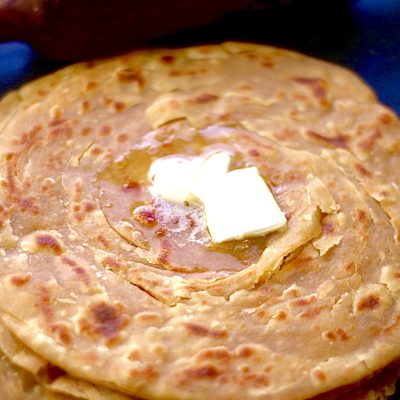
[45,149,67,168]
[99,125,112,136]
[313,369,326,382]
[50,107,62,119]
[358,129,382,151]
[357,294,380,311]
[245,53,257,59]
[323,330,336,341]
[19,196,39,214]
[248,149,260,157]
[299,306,327,319]
[134,312,162,325]
[86,81,98,91]
[5,153,14,161]
[272,310,287,321]
[36,234,63,255]
[344,262,355,273]
[121,181,141,192]
[82,200,95,213]
[262,59,274,68]
[263,365,273,373]
[79,301,129,344]
[49,119,66,127]
[10,273,32,287]
[379,113,394,125]
[81,100,91,113]
[307,130,348,149]
[117,133,129,142]
[255,310,266,320]
[129,363,158,379]
[61,256,77,267]
[189,93,219,104]
[292,77,328,103]
[239,373,269,387]
[286,288,300,297]
[357,209,367,223]
[28,125,43,137]
[160,55,175,64]
[155,226,167,238]
[133,206,158,227]
[96,234,111,248]
[113,102,125,112]
[236,345,255,358]
[50,323,72,346]
[170,69,189,77]
[49,126,72,139]
[197,47,214,55]
[102,256,122,270]
[185,323,227,339]
[116,68,144,86]
[354,163,372,177]
[238,83,253,90]
[73,213,83,223]
[323,328,350,342]
[239,365,250,373]
[184,364,220,380]
[218,113,232,122]
[35,286,53,321]
[81,127,92,137]
[336,328,350,341]
[61,256,90,286]
[196,347,231,362]
[291,295,316,307]
[128,348,142,361]
[103,97,113,106]
[90,146,103,156]
[292,255,313,268]
[274,129,296,141]
[74,266,91,286]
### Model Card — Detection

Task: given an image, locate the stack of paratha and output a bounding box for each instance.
[0,42,400,400]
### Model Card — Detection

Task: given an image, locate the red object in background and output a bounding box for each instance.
[0,0,262,60]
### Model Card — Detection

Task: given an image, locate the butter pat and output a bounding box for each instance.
[189,151,231,202]
[149,152,231,204]
[149,157,201,203]
[203,167,286,243]
[148,152,286,243]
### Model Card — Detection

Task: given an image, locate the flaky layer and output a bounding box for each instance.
[0,42,400,400]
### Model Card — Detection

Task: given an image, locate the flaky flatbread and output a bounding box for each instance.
[0,42,400,400]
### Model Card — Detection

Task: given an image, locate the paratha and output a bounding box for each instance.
[0,42,400,400]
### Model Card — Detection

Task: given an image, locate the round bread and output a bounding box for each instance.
[0,42,400,400]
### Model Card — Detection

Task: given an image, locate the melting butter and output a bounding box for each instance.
[148,152,286,243]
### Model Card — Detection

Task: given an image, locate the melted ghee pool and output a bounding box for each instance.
[97,129,267,273]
